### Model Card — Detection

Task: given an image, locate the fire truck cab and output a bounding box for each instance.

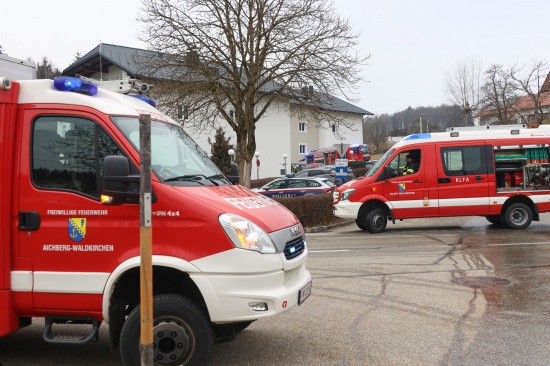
[333,128,550,233]
[0,76,311,365]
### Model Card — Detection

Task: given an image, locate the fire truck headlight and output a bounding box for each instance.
[340,189,355,201]
[219,214,277,254]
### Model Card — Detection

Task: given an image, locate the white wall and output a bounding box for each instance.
[188,98,292,180]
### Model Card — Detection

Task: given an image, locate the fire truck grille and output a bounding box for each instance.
[283,237,305,260]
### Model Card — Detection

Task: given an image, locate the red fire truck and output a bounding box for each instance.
[304,144,370,168]
[333,128,550,233]
[0,76,311,365]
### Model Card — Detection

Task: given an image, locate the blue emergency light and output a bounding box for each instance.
[53,76,98,96]
[404,133,432,141]
[128,93,157,107]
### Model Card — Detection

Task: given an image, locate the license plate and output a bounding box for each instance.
[298,281,312,305]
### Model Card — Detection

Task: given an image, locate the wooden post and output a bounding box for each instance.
[139,114,153,366]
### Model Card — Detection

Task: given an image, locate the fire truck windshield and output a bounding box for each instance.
[112,117,228,185]
[366,149,395,177]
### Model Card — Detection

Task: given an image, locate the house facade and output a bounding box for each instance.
[63,43,372,179]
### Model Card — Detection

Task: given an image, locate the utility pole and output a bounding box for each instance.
[139,114,153,366]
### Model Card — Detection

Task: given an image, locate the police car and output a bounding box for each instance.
[252,177,335,198]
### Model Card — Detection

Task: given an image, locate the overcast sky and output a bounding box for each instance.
[3,0,550,115]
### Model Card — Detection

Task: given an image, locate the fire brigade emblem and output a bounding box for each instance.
[398,183,406,193]
[68,218,86,242]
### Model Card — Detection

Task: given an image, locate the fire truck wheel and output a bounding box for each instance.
[120,294,214,366]
[503,203,532,229]
[355,218,367,230]
[365,208,387,234]
[485,215,505,226]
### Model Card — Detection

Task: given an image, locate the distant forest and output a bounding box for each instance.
[363,104,465,153]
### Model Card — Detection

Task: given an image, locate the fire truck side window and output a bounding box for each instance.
[441,145,487,176]
[32,116,123,198]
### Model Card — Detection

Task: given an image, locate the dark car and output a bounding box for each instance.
[364,159,378,174]
[251,177,335,198]
[290,165,355,185]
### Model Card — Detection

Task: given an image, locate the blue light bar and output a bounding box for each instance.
[128,93,157,107]
[53,76,98,96]
[403,133,432,141]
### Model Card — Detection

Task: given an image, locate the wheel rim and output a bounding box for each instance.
[153,318,193,365]
[509,208,528,226]
[372,213,385,230]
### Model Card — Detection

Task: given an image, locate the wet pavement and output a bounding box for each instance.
[1,214,549,365]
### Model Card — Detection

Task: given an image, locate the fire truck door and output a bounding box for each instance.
[436,144,491,216]
[382,148,426,218]
[17,111,139,311]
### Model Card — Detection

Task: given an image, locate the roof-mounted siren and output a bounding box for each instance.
[139,83,150,93]
[0,77,11,90]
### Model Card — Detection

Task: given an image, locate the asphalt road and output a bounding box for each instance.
[1,214,550,365]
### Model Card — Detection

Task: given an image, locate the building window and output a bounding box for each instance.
[230,109,237,125]
[299,144,307,154]
[299,122,306,132]
[332,124,336,133]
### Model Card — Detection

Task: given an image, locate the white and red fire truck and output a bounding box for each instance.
[333,128,550,233]
[0,76,311,365]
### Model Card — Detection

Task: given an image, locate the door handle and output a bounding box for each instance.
[438,178,451,183]
[475,176,485,181]
[19,211,41,230]
[413,180,423,183]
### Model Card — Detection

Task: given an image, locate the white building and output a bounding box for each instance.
[63,43,372,178]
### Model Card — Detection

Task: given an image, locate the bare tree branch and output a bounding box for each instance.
[137,0,369,187]
[509,59,549,125]
[444,57,482,126]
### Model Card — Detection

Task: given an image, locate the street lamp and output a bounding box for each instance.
[420,114,427,134]
[254,151,260,180]
[228,149,234,162]
[283,154,287,175]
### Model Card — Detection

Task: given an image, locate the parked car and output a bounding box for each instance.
[289,165,355,185]
[364,159,379,174]
[251,177,335,198]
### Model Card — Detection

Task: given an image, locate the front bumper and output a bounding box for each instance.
[333,200,362,219]
[191,254,311,323]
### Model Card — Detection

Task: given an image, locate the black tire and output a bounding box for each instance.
[485,215,504,226]
[120,295,214,366]
[355,218,367,230]
[503,203,532,229]
[234,321,254,334]
[365,208,387,234]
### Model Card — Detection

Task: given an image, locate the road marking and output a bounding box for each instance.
[309,249,350,253]
[487,242,550,246]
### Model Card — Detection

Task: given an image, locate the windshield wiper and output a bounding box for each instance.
[164,174,218,186]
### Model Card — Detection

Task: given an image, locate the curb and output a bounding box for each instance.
[304,220,353,233]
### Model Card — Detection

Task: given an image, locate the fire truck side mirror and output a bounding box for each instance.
[227,161,240,184]
[383,166,392,180]
[101,156,140,205]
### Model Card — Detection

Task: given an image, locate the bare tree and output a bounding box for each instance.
[138,0,368,187]
[480,64,517,125]
[509,59,549,125]
[363,115,390,152]
[444,57,482,126]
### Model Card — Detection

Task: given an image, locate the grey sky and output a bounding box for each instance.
[3,0,549,115]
